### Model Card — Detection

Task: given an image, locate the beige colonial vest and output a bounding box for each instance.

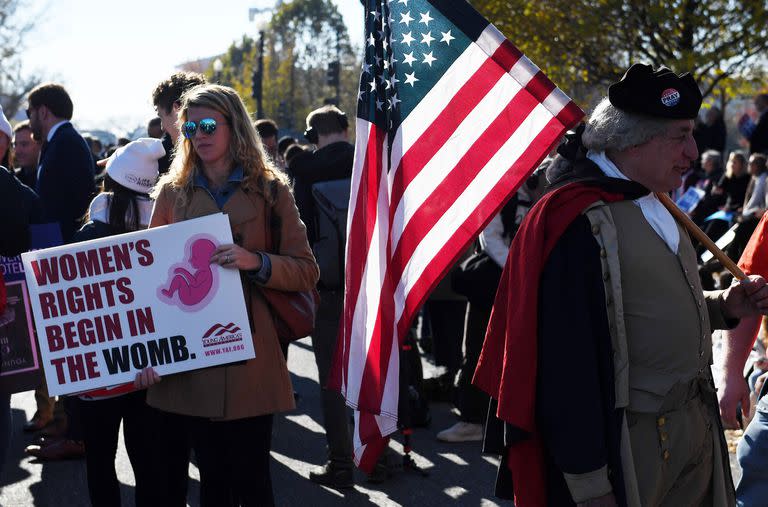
[581,200,734,507]
[609,201,712,412]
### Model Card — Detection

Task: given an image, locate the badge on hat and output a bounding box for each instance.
[661,88,681,107]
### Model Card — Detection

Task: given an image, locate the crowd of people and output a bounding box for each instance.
[0,67,442,504]
[670,94,768,295]
[2,60,768,507]
[0,73,353,506]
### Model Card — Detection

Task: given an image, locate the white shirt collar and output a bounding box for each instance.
[47,120,69,142]
[588,150,629,181]
[587,150,680,254]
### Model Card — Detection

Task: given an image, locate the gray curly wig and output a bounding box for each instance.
[582,98,672,152]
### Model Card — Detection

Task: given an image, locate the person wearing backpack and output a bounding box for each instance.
[287,105,357,488]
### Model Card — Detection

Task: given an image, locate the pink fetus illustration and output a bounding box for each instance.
[159,237,219,311]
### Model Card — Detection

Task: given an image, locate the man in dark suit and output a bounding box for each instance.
[23,84,92,462]
[27,83,94,242]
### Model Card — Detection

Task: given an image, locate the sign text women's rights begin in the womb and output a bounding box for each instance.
[22,214,255,396]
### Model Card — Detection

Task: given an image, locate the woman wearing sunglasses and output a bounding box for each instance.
[136,84,319,506]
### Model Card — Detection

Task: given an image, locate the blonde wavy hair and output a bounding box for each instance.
[152,84,288,204]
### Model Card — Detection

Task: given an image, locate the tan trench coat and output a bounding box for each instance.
[146,178,319,420]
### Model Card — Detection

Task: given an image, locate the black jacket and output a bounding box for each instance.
[287,141,354,244]
[14,166,37,189]
[0,166,42,257]
[751,112,768,155]
[35,122,95,242]
[158,132,174,175]
[720,173,751,212]
[71,220,119,244]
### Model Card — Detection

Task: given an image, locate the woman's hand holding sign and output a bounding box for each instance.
[134,367,161,389]
[210,243,263,271]
[134,242,264,391]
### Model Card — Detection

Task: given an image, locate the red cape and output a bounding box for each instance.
[738,211,768,278]
[473,182,626,506]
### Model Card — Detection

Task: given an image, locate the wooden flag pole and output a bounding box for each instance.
[655,192,748,281]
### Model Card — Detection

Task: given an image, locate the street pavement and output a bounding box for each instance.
[0,333,746,506]
[0,336,503,506]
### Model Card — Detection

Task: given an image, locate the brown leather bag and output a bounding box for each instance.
[259,181,320,344]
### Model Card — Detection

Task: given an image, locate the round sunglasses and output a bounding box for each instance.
[182,118,221,139]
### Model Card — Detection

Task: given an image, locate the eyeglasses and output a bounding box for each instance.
[182,118,220,139]
[25,106,36,119]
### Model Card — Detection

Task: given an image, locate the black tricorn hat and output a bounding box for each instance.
[608,64,702,119]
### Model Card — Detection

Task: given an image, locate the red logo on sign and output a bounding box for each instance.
[201,322,243,348]
[203,322,242,338]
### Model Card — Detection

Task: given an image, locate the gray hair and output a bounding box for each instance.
[582,97,671,152]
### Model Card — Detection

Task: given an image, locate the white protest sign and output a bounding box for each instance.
[21,213,255,396]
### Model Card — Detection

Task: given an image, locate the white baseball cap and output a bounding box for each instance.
[105,138,165,193]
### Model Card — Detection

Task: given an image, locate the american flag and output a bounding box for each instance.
[330,0,583,471]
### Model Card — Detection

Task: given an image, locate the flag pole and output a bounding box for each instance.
[655,192,748,281]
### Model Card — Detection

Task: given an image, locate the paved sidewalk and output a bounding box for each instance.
[0,337,502,506]
[0,333,744,505]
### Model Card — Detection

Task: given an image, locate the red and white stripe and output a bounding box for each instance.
[332,23,583,472]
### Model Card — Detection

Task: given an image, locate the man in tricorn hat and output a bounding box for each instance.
[473,64,768,506]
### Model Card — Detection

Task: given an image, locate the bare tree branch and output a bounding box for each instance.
[0,0,44,117]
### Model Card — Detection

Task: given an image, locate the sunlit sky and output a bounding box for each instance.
[20,0,364,134]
